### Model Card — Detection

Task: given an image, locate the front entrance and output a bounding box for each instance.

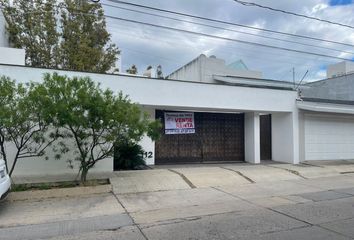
[155,110,245,164]
[260,114,272,160]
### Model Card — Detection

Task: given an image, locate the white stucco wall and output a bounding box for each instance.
[6,137,113,178]
[0,64,301,172]
[0,47,26,66]
[0,65,297,113]
[6,107,156,177]
[139,107,156,165]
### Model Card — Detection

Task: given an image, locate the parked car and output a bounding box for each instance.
[0,159,11,200]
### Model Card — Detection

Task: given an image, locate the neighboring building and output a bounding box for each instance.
[0,11,8,48]
[327,61,354,78]
[298,68,354,161]
[0,11,25,66]
[167,54,262,83]
[301,71,354,102]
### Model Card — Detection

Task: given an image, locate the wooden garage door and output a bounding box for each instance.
[155,111,244,164]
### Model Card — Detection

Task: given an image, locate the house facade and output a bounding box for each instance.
[0,61,300,176]
[1,13,354,176]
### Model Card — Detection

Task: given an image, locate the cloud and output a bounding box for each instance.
[103,0,354,82]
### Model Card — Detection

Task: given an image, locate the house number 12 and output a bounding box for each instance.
[143,152,153,159]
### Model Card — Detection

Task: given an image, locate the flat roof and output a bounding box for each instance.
[0,63,296,92]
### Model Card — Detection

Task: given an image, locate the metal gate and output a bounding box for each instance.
[155,111,245,164]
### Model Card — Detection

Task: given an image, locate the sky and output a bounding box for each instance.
[102,0,354,82]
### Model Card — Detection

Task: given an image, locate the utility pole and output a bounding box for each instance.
[292,67,295,89]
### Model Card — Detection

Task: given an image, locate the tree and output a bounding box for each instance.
[41,73,160,183]
[0,0,60,68]
[0,0,119,73]
[0,76,58,176]
[126,64,138,75]
[59,0,119,72]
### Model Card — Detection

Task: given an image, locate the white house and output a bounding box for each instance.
[1,12,354,177]
[0,59,299,176]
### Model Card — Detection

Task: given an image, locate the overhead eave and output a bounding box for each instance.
[213,75,296,91]
[297,100,354,115]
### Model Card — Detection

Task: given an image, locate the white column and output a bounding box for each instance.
[272,111,300,164]
[244,112,260,164]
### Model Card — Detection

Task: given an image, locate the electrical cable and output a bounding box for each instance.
[102,3,354,55]
[103,14,354,61]
[233,0,354,30]
[106,0,354,47]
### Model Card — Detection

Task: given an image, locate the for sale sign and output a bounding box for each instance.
[164,112,195,134]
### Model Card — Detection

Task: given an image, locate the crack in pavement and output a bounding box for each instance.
[111,191,149,240]
[219,166,255,183]
[263,164,308,179]
[212,186,354,239]
[140,216,203,230]
[167,169,196,189]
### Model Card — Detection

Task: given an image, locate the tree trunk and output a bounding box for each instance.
[80,167,89,184]
[9,151,20,177]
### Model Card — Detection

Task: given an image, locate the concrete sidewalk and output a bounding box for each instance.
[111,161,354,194]
[2,161,354,240]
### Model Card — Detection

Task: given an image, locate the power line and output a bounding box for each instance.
[104,14,354,61]
[111,7,349,56]
[4,0,354,50]
[110,24,315,66]
[3,2,353,61]
[115,28,312,66]
[102,3,354,56]
[106,0,354,48]
[233,0,354,30]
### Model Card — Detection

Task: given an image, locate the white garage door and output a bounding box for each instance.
[305,114,354,161]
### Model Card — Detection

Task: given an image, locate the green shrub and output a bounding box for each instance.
[114,141,146,170]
